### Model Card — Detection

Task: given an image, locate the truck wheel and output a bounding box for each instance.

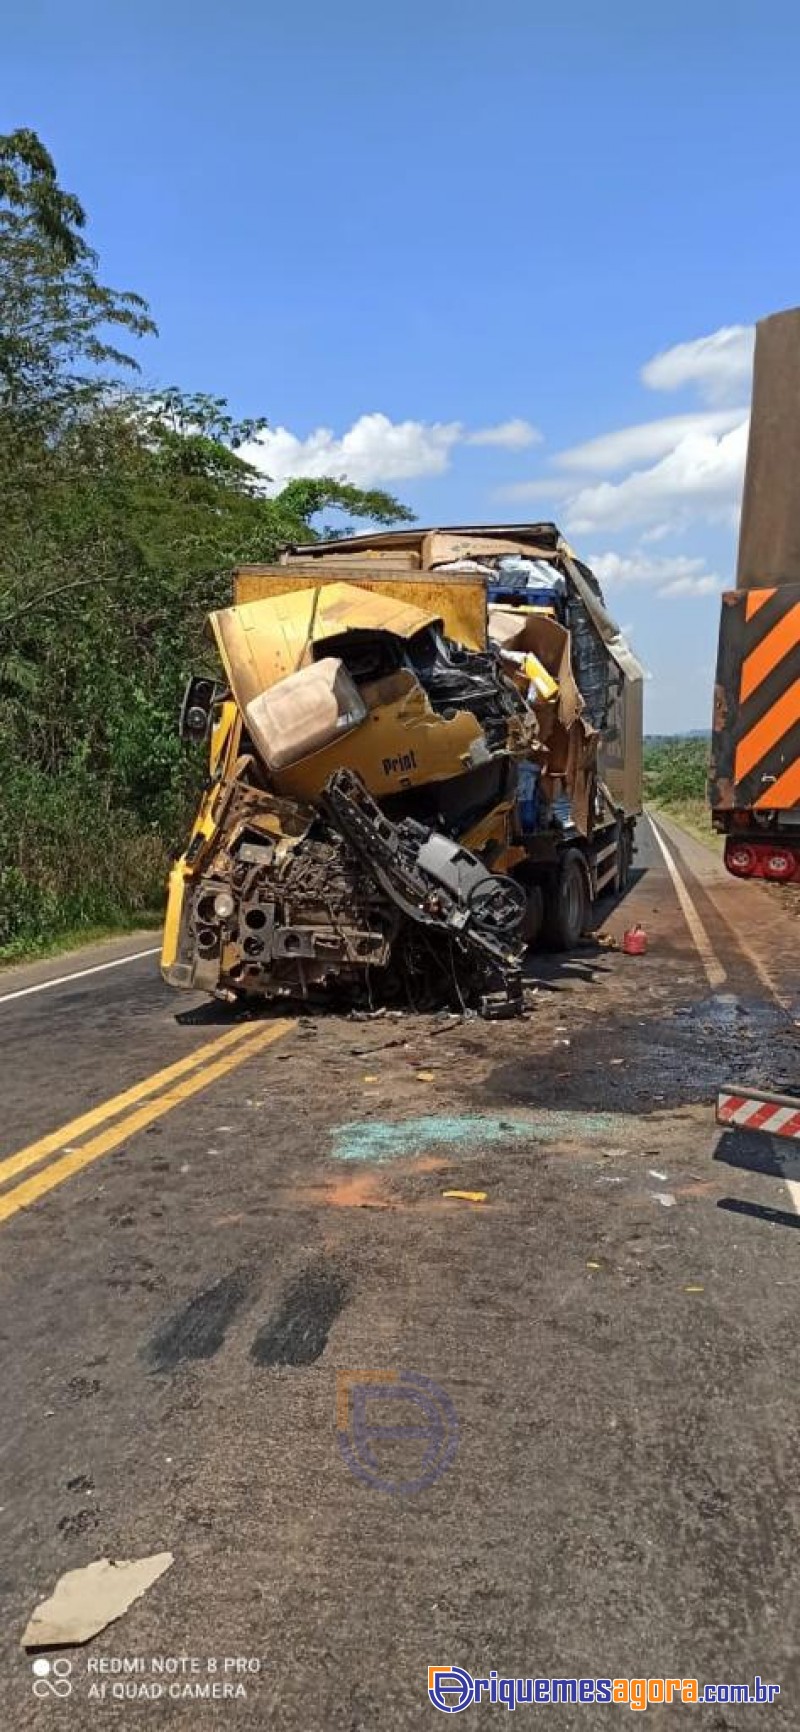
[541,852,589,951]
[509,869,544,947]
[522,883,544,946]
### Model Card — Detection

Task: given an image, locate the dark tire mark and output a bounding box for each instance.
[145,1268,252,1372]
[250,1263,350,1367]
[65,1473,94,1494]
[58,1509,98,1538]
[67,1376,100,1401]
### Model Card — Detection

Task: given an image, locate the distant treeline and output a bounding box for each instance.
[643,735,710,814]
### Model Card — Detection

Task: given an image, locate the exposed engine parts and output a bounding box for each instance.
[178,769,525,1016]
[321,769,526,1017]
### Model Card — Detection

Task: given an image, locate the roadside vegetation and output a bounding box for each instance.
[643,734,717,844]
[0,131,411,962]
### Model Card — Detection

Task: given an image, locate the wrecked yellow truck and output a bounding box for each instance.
[161,523,643,1017]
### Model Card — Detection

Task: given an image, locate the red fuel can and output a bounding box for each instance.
[622,924,648,956]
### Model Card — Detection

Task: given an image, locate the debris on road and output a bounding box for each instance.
[416,1071,436,1082]
[349,1038,408,1056]
[622,924,648,955]
[652,1192,677,1207]
[22,1553,173,1650]
[442,1189,488,1204]
[648,1169,668,1181]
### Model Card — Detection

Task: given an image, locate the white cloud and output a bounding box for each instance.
[467,418,541,449]
[658,573,722,598]
[589,550,722,598]
[640,324,754,405]
[563,419,749,536]
[239,412,540,491]
[496,476,574,503]
[497,322,753,550]
[241,413,461,489]
[640,522,672,544]
[553,408,744,475]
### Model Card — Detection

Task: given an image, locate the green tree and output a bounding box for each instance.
[0,131,414,954]
[0,128,154,406]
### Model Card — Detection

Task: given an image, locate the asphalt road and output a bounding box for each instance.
[1,814,799,1729]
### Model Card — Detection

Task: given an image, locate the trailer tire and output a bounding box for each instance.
[541,851,589,951]
[522,883,544,946]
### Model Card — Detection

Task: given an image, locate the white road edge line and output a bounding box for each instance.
[785,1180,800,1215]
[649,813,800,1218]
[648,814,727,991]
[705,888,794,1015]
[0,947,161,1006]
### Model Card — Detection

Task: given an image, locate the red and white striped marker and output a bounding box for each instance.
[717,1087,800,1139]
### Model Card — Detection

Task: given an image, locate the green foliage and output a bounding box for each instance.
[275,477,416,537]
[643,735,715,842]
[643,735,710,806]
[0,771,166,954]
[0,129,155,407]
[0,131,413,956]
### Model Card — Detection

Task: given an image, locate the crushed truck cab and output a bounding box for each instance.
[162,523,643,1016]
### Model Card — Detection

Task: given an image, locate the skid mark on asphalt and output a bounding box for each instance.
[250,1263,350,1366]
[146,1268,254,1371]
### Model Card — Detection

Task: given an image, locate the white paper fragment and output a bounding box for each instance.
[22,1553,173,1650]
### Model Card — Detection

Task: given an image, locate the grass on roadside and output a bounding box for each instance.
[643,736,720,850]
[0,911,164,970]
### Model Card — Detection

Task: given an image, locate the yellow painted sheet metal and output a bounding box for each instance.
[233,566,487,650]
[271,678,484,802]
[210,582,443,711]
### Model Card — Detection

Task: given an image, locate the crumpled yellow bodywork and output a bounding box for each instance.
[208,582,443,710]
[162,579,533,986]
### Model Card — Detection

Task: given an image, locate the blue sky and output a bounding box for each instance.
[5,0,800,729]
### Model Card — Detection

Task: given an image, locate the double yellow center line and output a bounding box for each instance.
[0,1018,294,1227]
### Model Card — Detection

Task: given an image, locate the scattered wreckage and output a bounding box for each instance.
[161,525,643,1017]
